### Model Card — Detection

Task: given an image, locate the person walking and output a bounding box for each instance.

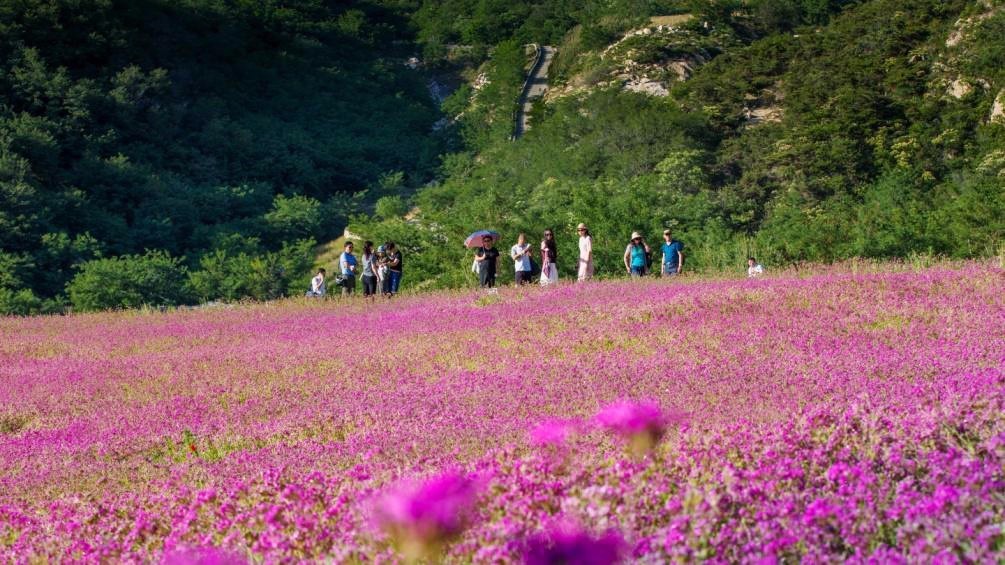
[384,241,403,297]
[747,257,764,278]
[511,233,533,285]
[360,241,379,299]
[540,229,558,286]
[474,235,501,288]
[661,229,684,277]
[307,268,326,297]
[624,232,650,278]
[577,223,593,282]
[339,241,357,296]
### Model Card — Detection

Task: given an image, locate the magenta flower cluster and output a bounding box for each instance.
[0,262,1002,562]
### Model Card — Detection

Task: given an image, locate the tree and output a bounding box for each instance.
[67,251,191,311]
[264,194,323,242]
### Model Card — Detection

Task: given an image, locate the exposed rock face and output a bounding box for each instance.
[991,90,1005,124]
[946,2,1002,48]
[748,106,783,124]
[948,78,973,99]
[625,79,669,96]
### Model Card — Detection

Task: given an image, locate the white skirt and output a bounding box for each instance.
[540,263,558,286]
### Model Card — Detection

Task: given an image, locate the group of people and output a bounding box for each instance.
[308,224,765,297]
[307,241,403,298]
[472,224,687,288]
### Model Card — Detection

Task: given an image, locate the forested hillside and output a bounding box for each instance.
[358,0,1005,287]
[2,0,1003,312]
[0,0,444,313]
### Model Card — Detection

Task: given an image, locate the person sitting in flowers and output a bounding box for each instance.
[305,268,326,297]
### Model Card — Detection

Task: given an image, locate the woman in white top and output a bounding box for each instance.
[576,223,593,282]
[308,268,326,297]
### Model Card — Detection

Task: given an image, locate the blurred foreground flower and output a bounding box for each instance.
[162,546,246,565]
[595,401,684,455]
[376,471,481,562]
[524,522,624,565]
[529,419,578,449]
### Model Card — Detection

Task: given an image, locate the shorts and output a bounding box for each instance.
[631,265,646,277]
[515,270,533,285]
[341,274,355,294]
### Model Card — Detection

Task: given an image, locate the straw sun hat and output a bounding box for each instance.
[630,231,642,240]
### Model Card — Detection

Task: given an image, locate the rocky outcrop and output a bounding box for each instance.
[549,16,720,100]
[991,90,1005,124]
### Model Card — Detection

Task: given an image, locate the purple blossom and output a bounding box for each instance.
[594,400,683,453]
[376,471,481,558]
[529,420,578,449]
[524,523,624,565]
[161,546,247,565]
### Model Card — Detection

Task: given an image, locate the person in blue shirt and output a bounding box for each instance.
[623,231,650,277]
[339,241,357,296]
[661,229,684,277]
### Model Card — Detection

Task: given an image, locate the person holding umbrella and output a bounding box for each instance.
[467,230,501,288]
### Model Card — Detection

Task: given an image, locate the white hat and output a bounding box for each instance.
[631,231,642,240]
[577,223,588,230]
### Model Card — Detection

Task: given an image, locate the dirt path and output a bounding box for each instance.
[513,45,555,139]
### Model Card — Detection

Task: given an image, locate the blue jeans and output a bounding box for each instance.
[631,265,646,277]
[663,264,679,276]
[388,270,402,294]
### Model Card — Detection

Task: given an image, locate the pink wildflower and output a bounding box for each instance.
[524,522,624,565]
[529,419,577,449]
[162,545,246,565]
[376,471,481,561]
[595,400,683,454]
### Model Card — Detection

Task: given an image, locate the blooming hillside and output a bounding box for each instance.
[1,263,1003,562]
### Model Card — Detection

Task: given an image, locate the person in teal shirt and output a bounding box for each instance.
[623,231,650,277]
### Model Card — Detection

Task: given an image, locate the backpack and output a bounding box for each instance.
[644,248,653,273]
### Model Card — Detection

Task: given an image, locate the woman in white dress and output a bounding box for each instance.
[576,223,593,282]
[540,229,559,286]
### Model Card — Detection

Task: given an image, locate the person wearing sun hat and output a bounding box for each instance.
[576,223,593,282]
[623,231,650,278]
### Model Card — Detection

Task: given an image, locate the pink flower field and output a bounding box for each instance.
[1,263,1003,563]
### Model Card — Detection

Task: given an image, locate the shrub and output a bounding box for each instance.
[67,251,191,311]
[0,287,43,316]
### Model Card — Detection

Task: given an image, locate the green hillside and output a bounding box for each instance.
[0,0,445,313]
[356,0,1005,287]
[1,0,1003,312]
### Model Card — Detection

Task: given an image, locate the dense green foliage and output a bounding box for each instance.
[66,250,190,312]
[356,0,1004,287]
[2,0,1002,311]
[0,0,444,312]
